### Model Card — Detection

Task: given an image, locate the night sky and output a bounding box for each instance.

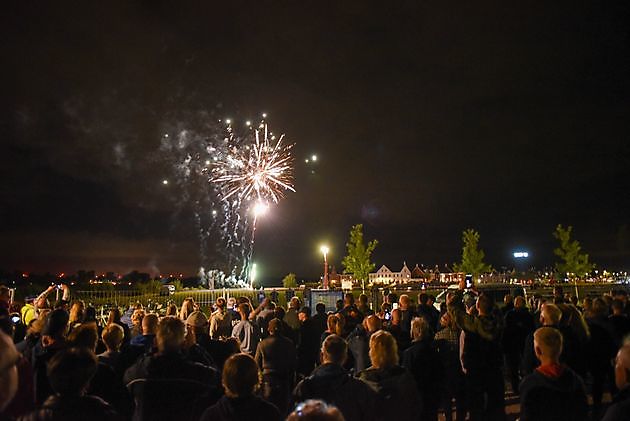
[2,1,630,282]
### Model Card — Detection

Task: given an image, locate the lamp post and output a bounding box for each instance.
[320,245,329,289]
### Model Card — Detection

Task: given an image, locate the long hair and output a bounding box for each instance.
[369,330,398,369]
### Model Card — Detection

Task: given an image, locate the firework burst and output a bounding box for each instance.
[211,122,295,206]
[160,115,295,287]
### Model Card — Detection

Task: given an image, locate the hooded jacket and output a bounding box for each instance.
[293,363,376,421]
[519,365,588,421]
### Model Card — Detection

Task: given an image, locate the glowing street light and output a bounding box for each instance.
[320,245,330,289]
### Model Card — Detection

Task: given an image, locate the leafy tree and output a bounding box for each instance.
[453,228,492,281]
[282,273,297,288]
[171,279,184,291]
[342,224,378,290]
[553,224,594,279]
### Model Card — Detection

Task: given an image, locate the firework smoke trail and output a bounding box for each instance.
[161,116,295,287]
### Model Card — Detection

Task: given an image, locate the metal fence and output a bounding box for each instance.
[72,287,303,311]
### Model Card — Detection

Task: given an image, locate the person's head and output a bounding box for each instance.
[290,297,301,310]
[398,294,410,311]
[359,294,369,306]
[504,294,513,305]
[570,295,579,306]
[540,303,562,326]
[215,297,226,310]
[43,308,69,340]
[534,327,563,365]
[274,306,286,320]
[102,323,124,352]
[287,400,345,421]
[108,307,122,325]
[68,300,85,324]
[179,298,195,320]
[582,297,593,311]
[156,316,186,353]
[298,307,311,322]
[84,306,97,322]
[611,299,625,316]
[440,312,457,330]
[327,314,343,335]
[514,296,526,309]
[410,317,431,341]
[68,323,98,351]
[335,299,344,312]
[369,330,398,369]
[131,308,145,326]
[614,344,630,390]
[222,353,259,398]
[364,315,382,334]
[227,297,236,309]
[475,294,493,316]
[140,313,158,335]
[238,303,252,319]
[321,334,348,365]
[315,302,326,315]
[186,311,209,335]
[344,293,355,307]
[165,304,177,317]
[48,347,97,396]
[418,293,429,306]
[0,331,19,412]
[590,298,609,319]
[268,318,282,336]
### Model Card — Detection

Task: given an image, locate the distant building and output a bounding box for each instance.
[369,262,412,285]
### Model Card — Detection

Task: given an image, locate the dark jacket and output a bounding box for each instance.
[401,338,442,412]
[503,307,535,354]
[602,386,630,421]
[294,363,377,421]
[519,366,588,421]
[358,365,422,421]
[31,339,67,405]
[448,293,503,372]
[17,394,119,421]
[124,351,221,421]
[199,395,282,421]
[255,333,297,378]
[347,325,372,373]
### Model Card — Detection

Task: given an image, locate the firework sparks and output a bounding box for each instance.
[211,122,295,206]
[160,115,295,287]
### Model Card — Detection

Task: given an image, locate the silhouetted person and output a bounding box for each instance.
[200,353,282,421]
[20,347,119,421]
[519,327,587,421]
[294,335,377,421]
[602,344,630,421]
[448,287,505,421]
[255,318,297,415]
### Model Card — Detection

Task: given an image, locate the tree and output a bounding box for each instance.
[453,228,492,281]
[342,224,378,291]
[553,224,594,279]
[282,273,297,288]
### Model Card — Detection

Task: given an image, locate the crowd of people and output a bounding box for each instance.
[1,281,630,421]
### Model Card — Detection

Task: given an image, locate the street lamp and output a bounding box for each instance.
[320,245,329,289]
